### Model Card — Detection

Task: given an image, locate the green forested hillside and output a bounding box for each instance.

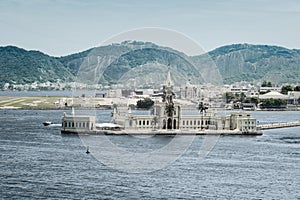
[206,44,300,84]
[0,46,74,86]
[1,42,300,89]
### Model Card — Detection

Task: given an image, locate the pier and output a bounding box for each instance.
[258,121,300,130]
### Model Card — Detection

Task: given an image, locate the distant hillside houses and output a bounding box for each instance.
[259,86,281,93]
[92,82,300,108]
[2,81,102,91]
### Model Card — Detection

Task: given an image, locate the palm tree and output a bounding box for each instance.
[165,103,175,117]
[198,102,206,113]
[198,101,208,130]
[152,116,158,130]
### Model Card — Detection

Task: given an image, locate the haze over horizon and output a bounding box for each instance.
[1,0,299,56]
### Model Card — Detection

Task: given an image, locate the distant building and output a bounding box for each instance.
[259,86,281,93]
[287,91,300,105]
[259,91,289,100]
[229,83,259,97]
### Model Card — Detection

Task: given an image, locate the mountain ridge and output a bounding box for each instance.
[1,42,299,89]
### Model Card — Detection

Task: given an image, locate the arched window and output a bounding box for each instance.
[173,119,176,129]
[167,118,172,129]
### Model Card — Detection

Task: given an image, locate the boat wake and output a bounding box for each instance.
[47,124,61,127]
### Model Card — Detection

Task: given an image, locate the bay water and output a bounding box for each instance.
[0,109,299,199]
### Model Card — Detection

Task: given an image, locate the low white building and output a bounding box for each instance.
[259,91,289,100]
[61,111,96,134]
[287,91,300,105]
[259,86,281,93]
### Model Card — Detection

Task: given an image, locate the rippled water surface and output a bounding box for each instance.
[0,110,299,199]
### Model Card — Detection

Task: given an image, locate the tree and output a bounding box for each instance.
[261,81,267,87]
[198,101,208,130]
[250,97,259,105]
[260,98,287,108]
[136,98,154,109]
[267,81,272,87]
[239,92,246,102]
[151,116,158,130]
[261,81,272,87]
[281,85,294,95]
[294,86,300,91]
[165,103,175,117]
[244,97,259,105]
[198,101,208,113]
[224,92,235,103]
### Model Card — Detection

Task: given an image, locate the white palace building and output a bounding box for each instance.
[111,68,261,135]
[61,68,261,135]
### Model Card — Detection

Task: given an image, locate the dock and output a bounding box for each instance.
[258,121,300,130]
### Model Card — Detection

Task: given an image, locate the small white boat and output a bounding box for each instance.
[43,121,52,126]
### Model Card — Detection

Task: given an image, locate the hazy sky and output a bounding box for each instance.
[0,0,299,56]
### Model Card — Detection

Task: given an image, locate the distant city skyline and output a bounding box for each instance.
[0,0,299,56]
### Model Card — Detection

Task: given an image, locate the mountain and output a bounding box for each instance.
[0,46,74,86]
[207,44,300,84]
[60,42,300,86]
[1,42,300,89]
[59,41,203,87]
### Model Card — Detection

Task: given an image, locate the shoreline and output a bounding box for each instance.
[0,95,299,111]
[1,106,300,111]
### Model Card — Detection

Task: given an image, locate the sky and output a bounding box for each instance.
[0,0,300,56]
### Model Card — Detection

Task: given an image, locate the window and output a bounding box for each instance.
[147,121,149,125]
[187,121,189,125]
[143,121,145,125]
[139,121,141,125]
[183,121,185,125]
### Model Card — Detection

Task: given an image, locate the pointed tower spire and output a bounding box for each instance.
[165,65,173,87]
